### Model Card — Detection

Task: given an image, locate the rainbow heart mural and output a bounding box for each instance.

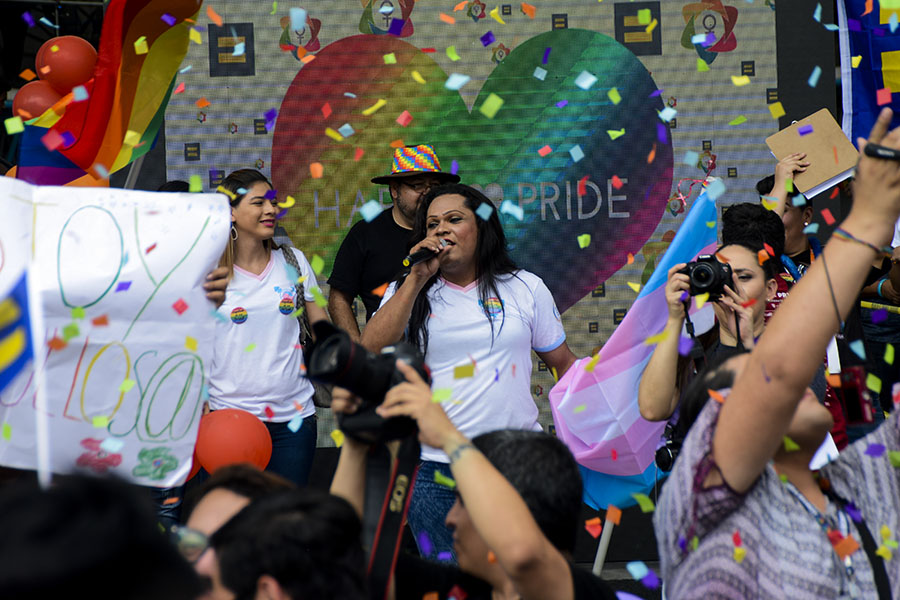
[272,29,672,312]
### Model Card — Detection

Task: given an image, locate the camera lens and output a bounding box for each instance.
[691,263,714,288]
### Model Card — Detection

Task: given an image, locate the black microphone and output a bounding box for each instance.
[402,241,446,268]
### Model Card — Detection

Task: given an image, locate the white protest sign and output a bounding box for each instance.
[0,177,229,487]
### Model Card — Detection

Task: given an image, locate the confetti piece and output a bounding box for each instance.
[626,281,641,293]
[480,31,495,46]
[697,58,710,72]
[732,530,742,547]
[729,115,748,126]
[865,443,886,457]
[70,307,85,320]
[610,175,624,190]
[161,12,177,26]
[867,373,882,393]
[627,253,634,264]
[440,13,456,24]
[768,101,786,119]
[678,335,694,356]
[642,571,660,590]
[395,110,413,127]
[852,55,862,68]
[606,505,622,525]
[432,388,453,402]
[521,3,536,18]
[569,145,584,162]
[362,99,387,116]
[758,249,770,265]
[289,7,307,32]
[607,128,625,140]
[309,162,324,179]
[489,6,506,24]
[172,299,188,315]
[626,561,649,580]
[434,470,457,489]
[134,36,149,55]
[576,234,591,249]
[453,0,468,9]
[123,130,141,147]
[708,388,725,404]
[331,429,345,447]
[808,65,822,87]
[797,124,814,136]
[706,178,726,200]
[833,535,860,560]
[3,117,23,135]
[412,70,426,84]
[556,100,568,108]
[890,451,900,467]
[783,436,800,452]
[733,547,747,563]
[695,292,710,309]
[532,66,547,81]
[196,97,210,109]
[206,5,223,26]
[232,42,245,56]
[383,52,397,65]
[475,203,494,220]
[172,82,186,95]
[575,70,598,90]
[119,378,136,393]
[683,150,699,165]
[584,354,601,372]
[885,343,896,366]
[731,75,751,86]
[658,107,677,122]
[585,517,603,538]
[446,45,460,61]
[244,343,257,353]
[608,87,622,104]
[479,93,504,119]
[537,145,552,157]
[453,363,475,379]
[92,416,109,428]
[631,494,656,513]
[644,330,669,345]
[62,323,79,341]
[189,28,202,44]
[99,438,124,453]
[91,315,108,327]
[499,199,524,221]
[878,87,893,106]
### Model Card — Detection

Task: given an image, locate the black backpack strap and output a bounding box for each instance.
[825,489,892,600]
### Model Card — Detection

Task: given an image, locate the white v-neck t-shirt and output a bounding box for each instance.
[209,248,317,422]
[379,270,566,462]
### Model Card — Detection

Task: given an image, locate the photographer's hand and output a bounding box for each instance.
[329,386,368,519]
[717,284,756,349]
[376,361,462,450]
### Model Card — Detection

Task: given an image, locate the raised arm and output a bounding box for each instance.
[715,108,900,493]
[377,362,574,600]
[764,152,809,216]
[638,264,690,421]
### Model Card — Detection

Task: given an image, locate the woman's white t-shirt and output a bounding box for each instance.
[379,270,566,462]
[209,247,317,422]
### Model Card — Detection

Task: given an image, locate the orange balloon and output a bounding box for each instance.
[195,409,272,473]
[36,36,97,94]
[187,452,202,480]
[12,80,62,120]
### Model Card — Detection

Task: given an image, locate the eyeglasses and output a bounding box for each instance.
[401,179,437,193]
[170,524,210,563]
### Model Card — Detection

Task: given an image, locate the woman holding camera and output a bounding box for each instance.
[207,168,328,487]
[638,240,779,424]
[361,183,577,562]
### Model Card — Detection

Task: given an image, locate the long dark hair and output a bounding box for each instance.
[404,183,518,355]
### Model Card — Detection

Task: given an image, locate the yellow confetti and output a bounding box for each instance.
[885,343,894,365]
[479,93,504,119]
[134,36,149,55]
[731,75,751,86]
[411,70,426,84]
[760,196,778,210]
[185,336,198,352]
[881,525,891,541]
[310,255,325,274]
[1,423,9,440]
[876,545,893,560]
[189,175,203,192]
[362,99,387,116]
[325,127,343,142]
[453,363,475,379]
[189,28,202,44]
[92,416,110,428]
[645,18,658,33]
[311,287,328,308]
[626,281,641,293]
[607,128,626,140]
[607,87,621,105]
[123,130,141,146]
[783,436,800,452]
[330,429,345,447]
[852,55,863,68]
[697,58,710,72]
[245,343,257,352]
[584,353,601,372]
[432,388,453,403]
[637,8,651,23]
[695,292,710,309]
[577,234,591,248]
[217,185,236,201]
[733,546,747,563]
[768,101,786,119]
[632,493,655,513]
[4,117,24,135]
[277,195,296,209]
[382,53,397,64]
[866,372,882,394]
[573,404,586,413]
[729,115,748,126]
[434,470,457,488]
[489,6,506,24]
[446,46,461,61]
[644,330,669,345]
[119,379,136,393]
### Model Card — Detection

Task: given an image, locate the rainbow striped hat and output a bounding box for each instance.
[370,144,461,184]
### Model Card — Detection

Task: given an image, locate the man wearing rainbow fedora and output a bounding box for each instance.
[327,144,459,341]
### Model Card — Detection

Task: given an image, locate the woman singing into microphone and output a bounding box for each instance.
[362,183,577,562]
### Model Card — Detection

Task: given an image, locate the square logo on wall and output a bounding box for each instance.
[591,283,606,298]
[209,169,225,188]
[614,2,662,56]
[184,143,200,161]
[741,61,756,76]
[254,119,268,135]
[613,308,627,324]
[588,322,599,333]
[727,167,738,178]
[208,23,255,77]
[551,13,568,29]
[766,88,779,104]
[702,140,713,151]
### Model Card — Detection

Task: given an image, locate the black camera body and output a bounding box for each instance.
[306,321,430,444]
[679,255,733,300]
[654,422,681,472]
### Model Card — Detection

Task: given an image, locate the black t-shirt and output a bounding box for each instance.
[393,553,617,600]
[327,207,412,321]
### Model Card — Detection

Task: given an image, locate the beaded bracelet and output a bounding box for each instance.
[832,227,892,256]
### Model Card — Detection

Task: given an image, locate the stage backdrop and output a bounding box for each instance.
[164,0,782,445]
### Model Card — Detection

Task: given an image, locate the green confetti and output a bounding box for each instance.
[434,470,457,489]
[779,473,789,483]
[71,307,85,320]
[632,493,656,513]
[479,93,504,119]
[637,8,651,24]
[4,116,24,135]
[189,175,203,192]
[696,58,709,72]
[310,286,327,308]
[785,178,794,193]
[886,343,895,365]
[446,46,461,61]
[118,378,136,393]
[577,234,591,249]
[382,53,397,64]
[245,343,257,352]
[290,306,305,318]
[310,254,325,275]
[1,423,10,441]
[783,436,800,452]
[92,416,109,428]
[889,451,900,468]
[607,128,626,140]
[573,404,586,414]
[432,388,453,403]
[62,323,79,341]
[607,87,622,105]
[866,373,882,394]
[690,536,699,551]
[728,115,748,126]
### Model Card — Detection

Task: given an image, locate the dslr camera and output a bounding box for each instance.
[678,255,733,300]
[306,321,430,444]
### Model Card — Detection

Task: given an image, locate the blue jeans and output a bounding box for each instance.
[264,415,317,487]
[148,484,184,531]
[407,460,457,563]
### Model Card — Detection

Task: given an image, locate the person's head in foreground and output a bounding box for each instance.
[0,474,202,600]
[370,144,460,226]
[450,429,583,578]
[199,489,366,600]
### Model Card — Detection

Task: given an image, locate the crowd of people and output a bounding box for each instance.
[2,107,900,598]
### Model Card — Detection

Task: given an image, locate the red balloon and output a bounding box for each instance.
[195,409,272,474]
[36,36,98,94]
[187,452,202,480]
[12,80,62,120]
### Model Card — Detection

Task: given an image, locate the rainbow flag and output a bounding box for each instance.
[0,274,33,397]
[549,191,718,509]
[44,0,201,177]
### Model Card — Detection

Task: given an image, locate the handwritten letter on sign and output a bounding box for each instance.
[0,177,229,487]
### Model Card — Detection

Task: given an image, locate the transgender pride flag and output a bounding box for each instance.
[549,190,718,509]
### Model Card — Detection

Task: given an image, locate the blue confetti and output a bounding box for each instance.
[338,123,355,137]
[289,7,307,32]
[849,339,866,360]
[360,200,382,222]
[683,150,699,165]
[575,70,598,90]
[480,31,495,46]
[542,47,551,64]
[533,66,547,81]
[475,203,494,220]
[807,66,822,88]
[287,413,304,433]
[569,144,584,162]
[705,178,726,201]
